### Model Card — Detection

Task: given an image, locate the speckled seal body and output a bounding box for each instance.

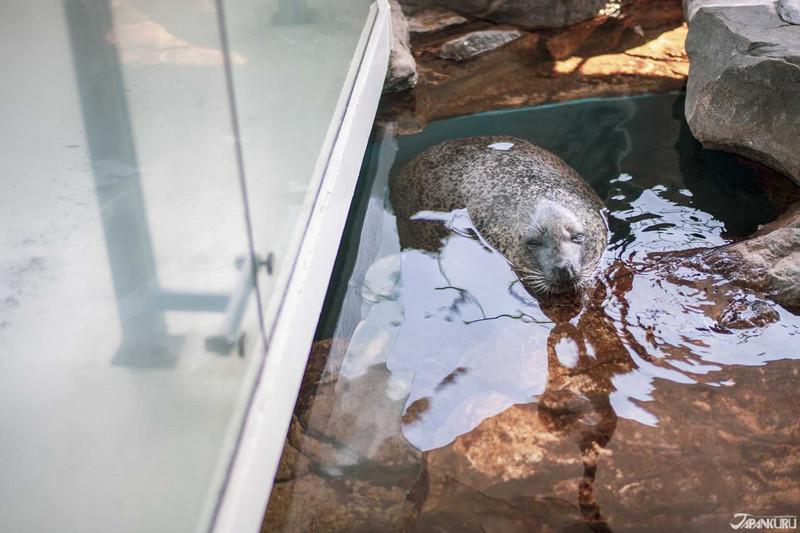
[391,136,608,294]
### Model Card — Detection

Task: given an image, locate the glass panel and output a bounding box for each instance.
[223,0,373,325]
[0,1,372,532]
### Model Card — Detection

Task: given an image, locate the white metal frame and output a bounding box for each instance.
[209,1,391,532]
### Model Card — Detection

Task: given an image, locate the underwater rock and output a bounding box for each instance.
[412,403,589,532]
[717,297,781,330]
[406,361,800,532]
[438,29,525,61]
[301,368,421,471]
[700,202,800,310]
[595,361,800,531]
[273,440,311,483]
[263,474,409,532]
[265,355,422,531]
[407,7,468,34]
[287,415,360,472]
[684,3,800,184]
[384,0,419,94]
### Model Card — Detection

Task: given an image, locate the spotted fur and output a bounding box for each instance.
[390,136,608,294]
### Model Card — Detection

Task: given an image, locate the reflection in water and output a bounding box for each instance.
[265,94,800,532]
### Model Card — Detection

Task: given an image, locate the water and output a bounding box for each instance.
[265,93,800,532]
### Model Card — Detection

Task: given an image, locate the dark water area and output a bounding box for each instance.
[266,93,800,533]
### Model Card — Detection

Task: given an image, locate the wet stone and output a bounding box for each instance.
[700,201,800,310]
[300,365,421,472]
[273,441,311,483]
[438,29,525,61]
[717,297,780,330]
[263,475,409,533]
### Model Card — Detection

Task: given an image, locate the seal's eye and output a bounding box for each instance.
[572,233,585,243]
[526,237,543,248]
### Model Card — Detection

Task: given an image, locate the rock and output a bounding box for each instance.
[682,0,771,21]
[777,0,800,24]
[684,3,800,184]
[594,361,800,531]
[407,359,800,531]
[700,201,800,310]
[717,297,781,330]
[274,440,311,482]
[407,7,468,34]
[263,474,409,533]
[438,29,525,61]
[412,404,590,532]
[287,416,360,472]
[384,0,419,93]
[300,365,421,472]
[413,0,614,30]
[545,15,611,59]
[379,0,687,134]
[566,24,688,77]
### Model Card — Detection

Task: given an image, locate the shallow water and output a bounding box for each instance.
[265,93,800,532]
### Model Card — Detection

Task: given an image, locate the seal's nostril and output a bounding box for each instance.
[555,266,573,281]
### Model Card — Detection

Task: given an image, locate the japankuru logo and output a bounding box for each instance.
[730,513,797,530]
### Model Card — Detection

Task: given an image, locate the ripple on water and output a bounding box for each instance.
[267,93,800,532]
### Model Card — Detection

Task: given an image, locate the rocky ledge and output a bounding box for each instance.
[383,0,689,133]
[673,199,800,312]
[684,0,800,185]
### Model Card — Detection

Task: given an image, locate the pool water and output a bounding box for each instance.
[264,93,800,532]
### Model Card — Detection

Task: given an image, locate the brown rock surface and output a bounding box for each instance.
[263,475,409,533]
[596,361,800,532]
[266,260,800,532]
[669,201,800,312]
[407,7,469,34]
[407,357,800,532]
[299,365,422,472]
[263,342,423,532]
[381,0,687,133]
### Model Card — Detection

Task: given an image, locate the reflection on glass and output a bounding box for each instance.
[222,0,372,326]
[0,1,372,532]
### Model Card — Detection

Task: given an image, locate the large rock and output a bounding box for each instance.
[384,0,419,93]
[699,201,800,311]
[684,2,800,184]
[403,0,614,30]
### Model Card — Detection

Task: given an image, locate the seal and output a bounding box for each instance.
[390,136,608,295]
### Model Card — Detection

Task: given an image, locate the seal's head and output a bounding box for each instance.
[515,200,594,295]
